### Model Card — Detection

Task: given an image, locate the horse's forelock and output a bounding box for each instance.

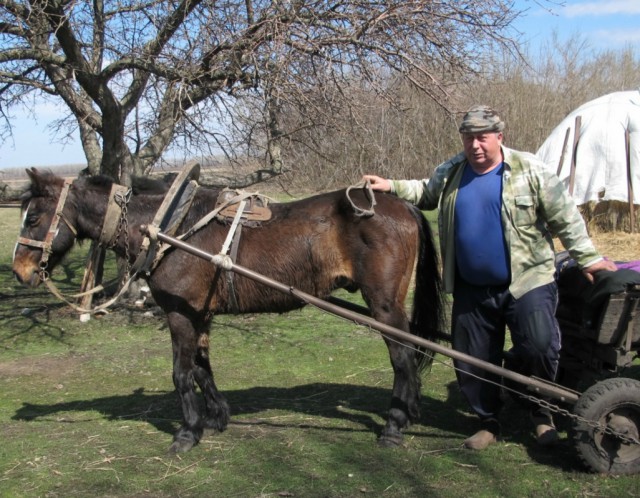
[25,169,64,199]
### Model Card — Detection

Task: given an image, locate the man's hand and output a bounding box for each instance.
[582,259,618,283]
[362,175,392,192]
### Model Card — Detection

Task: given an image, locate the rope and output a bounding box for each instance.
[345,180,377,217]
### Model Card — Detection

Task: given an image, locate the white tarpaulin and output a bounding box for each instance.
[536,90,640,206]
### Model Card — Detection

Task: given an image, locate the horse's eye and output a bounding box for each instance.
[26,214,40,227]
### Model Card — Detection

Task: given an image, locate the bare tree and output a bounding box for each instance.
[0,0,523,185]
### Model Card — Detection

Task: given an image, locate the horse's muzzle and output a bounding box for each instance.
[12,260,42,288]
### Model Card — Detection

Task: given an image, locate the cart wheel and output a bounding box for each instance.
[571,377,640,475]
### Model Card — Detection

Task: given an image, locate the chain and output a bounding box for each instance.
[518,392,640,445]
[113,188,132,284]
[407,343,640,447]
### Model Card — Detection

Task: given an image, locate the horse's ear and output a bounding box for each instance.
[25,167,63,198]
[25,167,38,182]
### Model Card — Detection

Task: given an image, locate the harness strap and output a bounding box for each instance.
[220,200,247,255]
[176,190,271,242]
[43,180,74,263]
[226,225,243,313]
[149,190,268,270]
[16,237,47,249]
[219,200,247,314]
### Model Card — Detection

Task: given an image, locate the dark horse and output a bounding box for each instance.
[13,168,445,453]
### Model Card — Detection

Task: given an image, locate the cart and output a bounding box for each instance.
[143,227,640,475]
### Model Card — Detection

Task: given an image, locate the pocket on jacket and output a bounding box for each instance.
[514,195,536,226]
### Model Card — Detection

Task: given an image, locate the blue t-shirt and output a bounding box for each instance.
[454,163,510,286]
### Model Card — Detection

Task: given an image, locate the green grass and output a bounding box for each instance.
[1,207,639,497]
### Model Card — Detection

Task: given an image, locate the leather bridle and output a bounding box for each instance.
[16,178,77,281]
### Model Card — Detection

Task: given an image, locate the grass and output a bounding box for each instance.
[1,206,639,497]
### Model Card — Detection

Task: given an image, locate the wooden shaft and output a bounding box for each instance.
[145,227,581,405]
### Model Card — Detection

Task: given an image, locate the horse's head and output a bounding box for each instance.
[13,168,79,287]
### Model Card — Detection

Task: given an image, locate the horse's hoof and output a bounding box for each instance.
[203,418,228,432]
[377,434,403,448]
[168,438,195,454]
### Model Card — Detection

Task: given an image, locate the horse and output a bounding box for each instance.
[13,167,445,453]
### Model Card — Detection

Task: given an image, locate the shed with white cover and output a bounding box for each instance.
[536,90,640,232]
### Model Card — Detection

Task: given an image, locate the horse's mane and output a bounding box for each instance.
[81,174,169,196]
[21,170,170,211]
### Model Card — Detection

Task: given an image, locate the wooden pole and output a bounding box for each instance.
[626,127,636,233]
[78,241,106,321]
[144,227,582,405]
[569,115,582,196]
[556,127,571,177]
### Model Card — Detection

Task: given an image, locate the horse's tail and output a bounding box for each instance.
[409,206,446,373]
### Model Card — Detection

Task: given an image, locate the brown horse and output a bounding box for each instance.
[13,168,445,453]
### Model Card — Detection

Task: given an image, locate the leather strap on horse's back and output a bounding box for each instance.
[218,199,248,314]
[174,190,272,243]
[226,223,243,313]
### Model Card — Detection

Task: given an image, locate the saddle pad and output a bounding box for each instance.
[215,189,272,222]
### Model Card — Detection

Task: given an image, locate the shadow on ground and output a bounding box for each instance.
[11,378,589,472]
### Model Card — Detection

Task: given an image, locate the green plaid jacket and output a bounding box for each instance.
[390,146,602,298]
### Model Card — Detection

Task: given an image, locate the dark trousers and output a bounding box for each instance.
[451,279,561,420]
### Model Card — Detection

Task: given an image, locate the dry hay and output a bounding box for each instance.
[554,227,639,262]
[580,200,640,233]
[575,201,640,262]
[555,231,638,262]
[589,230,640,262]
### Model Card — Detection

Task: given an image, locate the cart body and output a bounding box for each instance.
[555,263,640,389]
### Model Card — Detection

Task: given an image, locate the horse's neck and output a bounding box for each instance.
[76,189,163,259]
[74,189,110,242]
[118,195,165,257]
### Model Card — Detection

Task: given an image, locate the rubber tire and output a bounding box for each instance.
[571,377,640,475]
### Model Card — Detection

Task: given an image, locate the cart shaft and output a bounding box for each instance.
[147,228,581,405]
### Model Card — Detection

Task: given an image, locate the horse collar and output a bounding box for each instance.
[99,183,132,247]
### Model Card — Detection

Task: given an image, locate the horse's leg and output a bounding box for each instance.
[191,330,230,432]
[382,314,422,446]
[167,312,230,453]
[364,284,420,447]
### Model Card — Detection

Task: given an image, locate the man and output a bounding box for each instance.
[363,105,617,450]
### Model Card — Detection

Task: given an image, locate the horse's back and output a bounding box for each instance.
[152,187,422,314]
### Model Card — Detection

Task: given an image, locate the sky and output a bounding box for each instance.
[1,0,639,170]
[513,0,640,52]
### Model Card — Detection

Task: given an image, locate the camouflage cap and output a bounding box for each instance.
[458,105,505,134]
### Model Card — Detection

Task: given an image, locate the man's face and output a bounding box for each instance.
[462,131,503,171]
